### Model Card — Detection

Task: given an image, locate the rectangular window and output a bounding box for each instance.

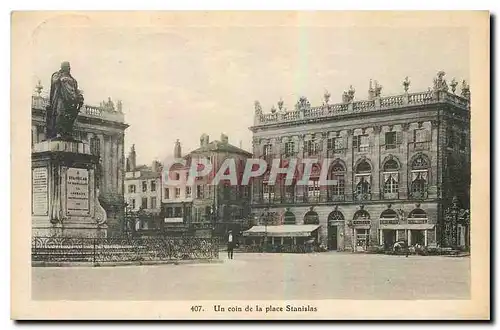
[128,185,136,193]
[141,197,148,209]
[353,135,369,151]
[284,142,295,156]
[164,188,170,199]
[262,184,275,202]
[385,132,397,149]
[331,175,345,196]
[150,180,156,192]
[196,185,203,198]
[186,186,192,198]
[150,197,157,209]
[327,137,344,151]
[174,207,182,217]
[175,188,181,198]
[305,140,319,156]
[142,181,147,192]
[263,144,273,156]
[129,198,136,209]
[307,180,320,197]
[166,207,173,218]
[185,206,192,222]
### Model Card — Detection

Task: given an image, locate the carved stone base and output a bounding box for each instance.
[31,139,108,238]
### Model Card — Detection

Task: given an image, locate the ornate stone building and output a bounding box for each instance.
[31,82,129,235]
[249,72,470,251]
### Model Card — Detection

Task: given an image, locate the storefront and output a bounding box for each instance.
[242,224,321,252]
[378,224,435,246]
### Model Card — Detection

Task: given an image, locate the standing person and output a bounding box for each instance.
[404,239,409,257]
[227,230,234,259]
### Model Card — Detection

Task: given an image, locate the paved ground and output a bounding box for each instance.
[32,252,470,300]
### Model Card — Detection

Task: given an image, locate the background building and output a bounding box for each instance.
[160,140,194,236]
[184,133,252,236]
[124,145,162,232]
[249,72,471,251]
[31,82,129,235]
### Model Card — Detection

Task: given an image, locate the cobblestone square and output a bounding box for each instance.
[32,252,470,300]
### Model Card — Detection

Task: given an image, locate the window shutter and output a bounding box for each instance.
[381,132,386,145]
[425,130,431,142]
[396,131,403,144]
[353,135,359,149]
[408,130,415,143]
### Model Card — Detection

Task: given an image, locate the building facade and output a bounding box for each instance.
[249,72,471,251]
[161,140,195,235]
[31,84,129,235]
[124,145,162,231]
[164,134,253,236]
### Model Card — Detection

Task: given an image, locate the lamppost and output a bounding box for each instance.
[123,202,129,235]
[263,207,269,252]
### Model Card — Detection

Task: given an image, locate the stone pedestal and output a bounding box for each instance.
[31,139,107,238]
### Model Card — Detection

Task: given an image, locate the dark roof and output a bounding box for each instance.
[125,169,161,180]
[189,140,252,157]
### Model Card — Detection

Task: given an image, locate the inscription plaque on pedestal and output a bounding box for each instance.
[66,167,90,216]
[32,167,48,215]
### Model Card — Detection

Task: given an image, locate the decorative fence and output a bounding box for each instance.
[31,236,220,264]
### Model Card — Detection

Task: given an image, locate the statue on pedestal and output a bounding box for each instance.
[45,61,84,140]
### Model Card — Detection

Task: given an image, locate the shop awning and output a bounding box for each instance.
[379,224,435,230]
[242,225,321,237]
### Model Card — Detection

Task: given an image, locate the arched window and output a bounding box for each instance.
[283,211,296,224]
[356,177,371,194]
[329,162,345,199]
[383,158,399,196]
[408,208,427,219]
[383,159,399,172]
[90,136,101,157]
[355,160,372,200]
[380,209,398,219]
[410,155,429,199]
[356,160,372,173]
[304,211,319,225]
[353,209,370,220]
[328,210,345,221]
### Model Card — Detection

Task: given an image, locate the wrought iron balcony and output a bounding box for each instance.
[353,193,372,201]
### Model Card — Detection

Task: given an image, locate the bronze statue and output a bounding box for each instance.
[45,61,84,140]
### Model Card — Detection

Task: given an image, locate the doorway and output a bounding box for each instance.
[328,225,338,250]
[383,230,396,250]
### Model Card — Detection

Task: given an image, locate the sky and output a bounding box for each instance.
[30,13,470,166]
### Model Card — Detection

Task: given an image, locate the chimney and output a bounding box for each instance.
[221,133,228,144]
[128,144,137,170]
[174,139,182,158]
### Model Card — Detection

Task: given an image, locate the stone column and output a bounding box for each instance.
[31,125,37,146]
[429,120,440,199]
[372,126,381,200]
[400,123,410,199]
[345,129,354,201]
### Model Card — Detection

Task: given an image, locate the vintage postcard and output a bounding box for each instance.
[11,11,489,320]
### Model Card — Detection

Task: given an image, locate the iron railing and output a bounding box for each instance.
[31,236,220,264]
